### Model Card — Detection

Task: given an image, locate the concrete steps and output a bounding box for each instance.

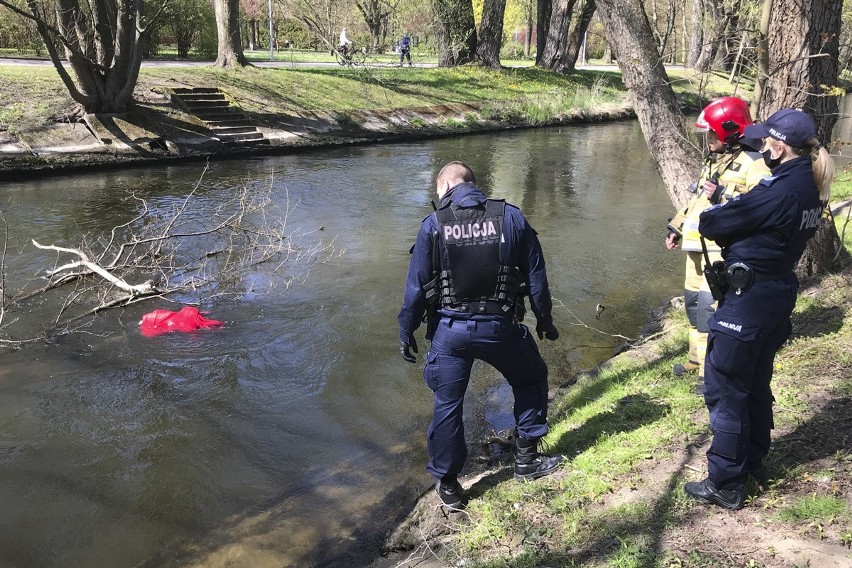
[170,87,269,148]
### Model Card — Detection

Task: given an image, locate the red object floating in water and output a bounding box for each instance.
[139,306,223,337]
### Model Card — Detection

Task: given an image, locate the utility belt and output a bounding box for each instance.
[444,299,517,317]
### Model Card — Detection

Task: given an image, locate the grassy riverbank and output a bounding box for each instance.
[383,229,852,567]
[0,63,734,139]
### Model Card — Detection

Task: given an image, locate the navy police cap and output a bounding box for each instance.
[744,108,817,148]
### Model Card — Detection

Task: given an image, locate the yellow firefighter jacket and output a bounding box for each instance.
[670,148,770,253]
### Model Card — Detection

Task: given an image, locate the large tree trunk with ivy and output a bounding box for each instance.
[594,0,700,208]
[752,0,843,279]
[213,0,249,67]
[475,0,507,68]
[432,0,477,66]
[0,0,155,113]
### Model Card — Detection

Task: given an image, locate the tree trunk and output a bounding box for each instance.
[432,0,477,66]
[750,0,770,118]
[213,0,250,67]
[535,0,551,65]
[754,0,843,278]
[538,0,577,70]
[595,0,700,208]
[796,218,847,279]
[757,0,842,138]
[563,0,596,72]
[686,0,702,67]
[2,0,147,113]
[693,0,723,71]
[476,0,507,68]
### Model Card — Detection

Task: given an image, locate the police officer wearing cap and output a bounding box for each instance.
[666,97,770,393]
[684,109,835,510]
[398,161,563,509]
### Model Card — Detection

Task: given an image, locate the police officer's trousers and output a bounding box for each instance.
[423,316,549,480]
[703,277,796,490]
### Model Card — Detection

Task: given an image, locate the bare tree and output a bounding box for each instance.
[0,170,341,346]
[0,0,165,113]
[355,0,397,51]
[279,0,347,52]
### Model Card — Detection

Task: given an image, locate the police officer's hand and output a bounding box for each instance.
[400,337,419,363]
[536,322,559,341]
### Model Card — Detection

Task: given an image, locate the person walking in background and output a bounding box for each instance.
[684,108,834,510]
[399,33,412,66]
[397,161,563,510]
[665,97,770,394]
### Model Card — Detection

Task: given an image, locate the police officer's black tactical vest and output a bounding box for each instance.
[434,199,523,315]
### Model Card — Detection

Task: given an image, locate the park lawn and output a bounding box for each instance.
[1,59,748,138]
[0,63,635,135]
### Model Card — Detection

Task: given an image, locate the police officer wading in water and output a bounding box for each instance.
[666,97,770,394]
[684,109,834,510]
[398,161,563,509]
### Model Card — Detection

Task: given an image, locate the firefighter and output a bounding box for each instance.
[397,161,562,509]
[666,97,770,394]
[684,108,834,510]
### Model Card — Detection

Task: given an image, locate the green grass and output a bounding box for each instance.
[0,63,633,135]
[777,494,848,523]
[444,257,852,566]
[832,167,852,203]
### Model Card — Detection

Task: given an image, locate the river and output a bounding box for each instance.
[0,122,682,567]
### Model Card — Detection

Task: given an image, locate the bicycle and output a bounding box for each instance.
[335,43,367,67]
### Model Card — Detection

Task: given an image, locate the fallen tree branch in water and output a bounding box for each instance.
[0,168,343,347]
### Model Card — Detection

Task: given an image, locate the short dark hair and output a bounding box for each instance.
[437,161,476,185]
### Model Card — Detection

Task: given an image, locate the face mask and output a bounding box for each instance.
[763,148,782,169]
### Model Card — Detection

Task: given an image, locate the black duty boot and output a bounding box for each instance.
[435,477,464,509]
[514,437,564,481]
[684,478,745,510]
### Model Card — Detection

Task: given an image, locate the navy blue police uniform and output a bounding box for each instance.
[697,154,823,493]
[398,182,555,481]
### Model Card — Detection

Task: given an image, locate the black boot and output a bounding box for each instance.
[684,478,745,510]
[435,476,464,509]
[514,437,564,481]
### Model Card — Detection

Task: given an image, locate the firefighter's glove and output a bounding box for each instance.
[400,337,419,363]
[536,322,559,341]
